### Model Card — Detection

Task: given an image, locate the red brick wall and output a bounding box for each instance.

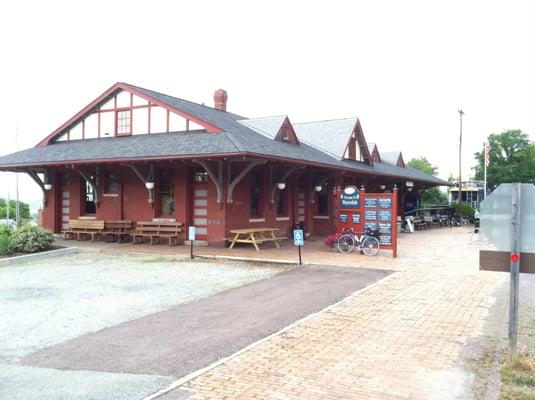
[41,162,342,241]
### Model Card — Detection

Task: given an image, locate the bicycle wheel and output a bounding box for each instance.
[361,236,380,256]
[337,234,355,254]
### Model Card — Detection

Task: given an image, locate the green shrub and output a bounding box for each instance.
[12,225,54,253]
[451,203,476,220]
[0,225,13,237]
[0,233,15,254]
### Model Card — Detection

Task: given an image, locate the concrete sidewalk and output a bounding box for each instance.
[155,228,513,399]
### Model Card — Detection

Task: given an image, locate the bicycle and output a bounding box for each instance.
[336,227,381,256]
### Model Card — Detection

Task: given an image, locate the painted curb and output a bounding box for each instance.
[0,247,80,267]
[143,270,399,400]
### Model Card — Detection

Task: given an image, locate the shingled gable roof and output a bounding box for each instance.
[238,115,288,139]
[293,117,372,163]
[381,151,405,167]
[0,83,449,186]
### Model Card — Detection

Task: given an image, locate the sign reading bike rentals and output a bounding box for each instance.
[340,186,360,209]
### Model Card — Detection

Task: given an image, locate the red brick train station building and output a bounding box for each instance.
[0,83,447,244]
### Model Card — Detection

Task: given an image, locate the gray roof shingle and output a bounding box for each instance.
[0,83,448,186]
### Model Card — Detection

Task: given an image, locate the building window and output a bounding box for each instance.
[106,173,119,194]
[348,137,356,160]
[316,189,328,216]
[159,170,175,216]
[250,171,262,217]
[282,126,291,142]
[275,189,287,216]
[116,110,132,136]
[191,170,209,183]
[84,179,96,214]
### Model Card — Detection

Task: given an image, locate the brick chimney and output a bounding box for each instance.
[213,89,228,111]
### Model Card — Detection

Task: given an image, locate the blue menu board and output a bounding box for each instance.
[364,198,378,208]
[378,209,392,221]
[352,213,361,224]
[378,198,392,209]
[378,222,391,234]
[379,235,392,245]
[365,222,378,231]
[364,209,377,220]
[339,213,348,223]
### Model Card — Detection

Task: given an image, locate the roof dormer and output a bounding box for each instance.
[238,115,299,144]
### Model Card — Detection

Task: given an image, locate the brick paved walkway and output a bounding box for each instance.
[156,228,507,399]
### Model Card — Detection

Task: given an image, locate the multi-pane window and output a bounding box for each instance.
[159,170,175,216]
[250,171,262,217]
[275,189,286,216]
[316,188,328,216]
[84,179,96,214]
[116,110,132,136]
[106,173,119,194]
[282,126,291,142]
[191,170,209,183]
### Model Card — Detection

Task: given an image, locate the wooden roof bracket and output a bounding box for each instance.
[27,170,48,207]
[125,164,154,205]
[227,159,266,203]
[193,160,224,203]
[269,165,305,203]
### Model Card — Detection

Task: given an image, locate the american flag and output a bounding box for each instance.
[484,142,490,167]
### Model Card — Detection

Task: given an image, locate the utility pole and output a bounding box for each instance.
[458,110,464,210]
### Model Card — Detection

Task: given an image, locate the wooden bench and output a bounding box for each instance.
[227,228,288,251]
[101,220,132,243]
[132,221,183,246]
[62,219,105,241]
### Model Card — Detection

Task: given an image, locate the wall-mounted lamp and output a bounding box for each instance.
[379,184,386,191]
[314,185,322,192]
[43,173,52,191]
[145,181,155,190]
[406,181,414,188]
[277,182,286,190]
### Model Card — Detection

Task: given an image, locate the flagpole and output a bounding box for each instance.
[483,142,487,199]
[15,126,20,228]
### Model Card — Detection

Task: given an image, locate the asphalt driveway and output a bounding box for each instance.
[2,254,391,400]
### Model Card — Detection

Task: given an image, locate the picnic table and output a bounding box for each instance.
[227,228,287,251]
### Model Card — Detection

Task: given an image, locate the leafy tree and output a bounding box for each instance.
[0,198,31,220]
[473,129,535,189]
[407,157,448,207]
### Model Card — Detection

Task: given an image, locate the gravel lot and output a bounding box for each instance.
[0,252,283,363]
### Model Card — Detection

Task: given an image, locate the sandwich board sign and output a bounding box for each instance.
[479,183,535,358]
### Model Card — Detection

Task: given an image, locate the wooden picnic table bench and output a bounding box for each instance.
[227,228,288,251]
[101,220,132,243]
[62,219,105,241]
[132,221,183,246]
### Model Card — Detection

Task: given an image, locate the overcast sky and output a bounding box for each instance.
[1,0,534,206]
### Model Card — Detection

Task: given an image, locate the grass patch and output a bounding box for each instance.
[500,355,535,400]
